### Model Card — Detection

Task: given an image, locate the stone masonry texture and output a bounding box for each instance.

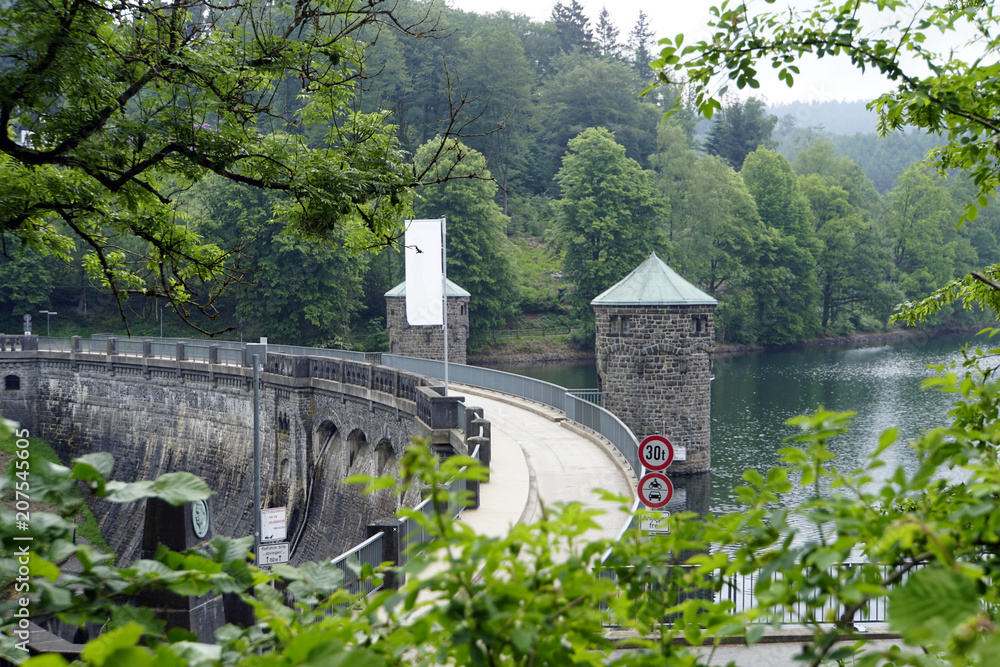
[0,351,431,566]
[385,295,469,364]
[594,305,715,474]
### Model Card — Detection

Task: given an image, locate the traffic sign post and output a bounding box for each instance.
[639,435,674,471]
[638,472,673,509]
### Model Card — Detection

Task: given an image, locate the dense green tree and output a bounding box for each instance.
[799,174,892,329]
[529,53,660,191]
[550,0,594,54]
[509,13,561,79]
[413,138,520,334]
[703,98,778,171]
[650,122,765,344]
[651,126,758,294]
[626,11,656,80]
[749,227,821,344]
[0,0,425,331]
[793,140,879,212]
[742,149,816,248]
[456,25,536,214]
[649,123,698,248]
[742,148,822,342]
[882,165,970,300]
[553,127,666,315]
[194,178,367,346]
[0,249,59,332]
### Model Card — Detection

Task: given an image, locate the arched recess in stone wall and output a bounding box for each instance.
[375,439,395,476]
[4,374,20,390]
[347,429,368,472]
[373,438,399,513]
[316,421,339,456]
[289,419,342,558]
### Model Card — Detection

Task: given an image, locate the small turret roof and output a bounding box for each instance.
[591,253,717,306]
[385,278,471,298]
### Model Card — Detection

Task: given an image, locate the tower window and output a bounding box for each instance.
[4,375,20,391]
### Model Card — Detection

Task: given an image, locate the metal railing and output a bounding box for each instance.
[330,532,386,599]
[567,388,604,407]
[722,562,904,624]
[599,561,910,627]
[398,473,469,567]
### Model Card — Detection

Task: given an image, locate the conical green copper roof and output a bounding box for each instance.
[591,253,717,306]
[385,278,470,298]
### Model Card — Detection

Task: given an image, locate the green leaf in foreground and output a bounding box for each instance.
[105,472,213,505]
[887,567,982,645]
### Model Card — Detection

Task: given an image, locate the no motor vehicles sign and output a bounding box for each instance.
[638,472,673,509]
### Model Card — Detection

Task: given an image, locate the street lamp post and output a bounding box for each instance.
[246,340,267,557]
[39,310,57,336]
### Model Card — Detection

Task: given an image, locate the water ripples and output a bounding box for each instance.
[710,333,982,517]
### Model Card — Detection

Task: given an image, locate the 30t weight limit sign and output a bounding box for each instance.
[638,435,674,471]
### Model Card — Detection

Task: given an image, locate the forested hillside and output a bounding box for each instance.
[3,0,994,349]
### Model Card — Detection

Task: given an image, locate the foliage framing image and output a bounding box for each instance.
[0,0,423,332]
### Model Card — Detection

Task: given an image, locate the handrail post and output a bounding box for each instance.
[367,521,400,589]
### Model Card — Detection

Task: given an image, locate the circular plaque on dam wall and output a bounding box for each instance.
[192,499,210,539]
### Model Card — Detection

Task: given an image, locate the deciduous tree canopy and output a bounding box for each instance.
[1,0,421,331]
[651,0,1000,221]
[413,138,519,334]
[553,127,666,315]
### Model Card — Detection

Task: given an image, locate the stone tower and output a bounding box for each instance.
[385,279,470,364]
[592,253,716,475]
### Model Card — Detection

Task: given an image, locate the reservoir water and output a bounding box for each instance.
[487,332,987,513]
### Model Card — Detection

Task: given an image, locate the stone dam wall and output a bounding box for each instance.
[0,336,474,566]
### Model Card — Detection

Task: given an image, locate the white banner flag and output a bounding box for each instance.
[404,219,443,326]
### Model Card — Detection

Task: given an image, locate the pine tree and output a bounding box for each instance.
[703,98,778,171]
[594,7,620,59]
[550,1,594,53]
[627,11,655,78]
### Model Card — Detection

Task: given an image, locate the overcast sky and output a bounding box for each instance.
[444,0,904,106]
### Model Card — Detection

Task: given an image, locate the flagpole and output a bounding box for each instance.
[441,216,449,396]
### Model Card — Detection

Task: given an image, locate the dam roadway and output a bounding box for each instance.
[451,384,636,541]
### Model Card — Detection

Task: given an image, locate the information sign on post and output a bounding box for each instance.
[640,511,671,535]
[638,435,674,471]
[257,542,289,566]
[260,506,287,543]
[638,472,673,509]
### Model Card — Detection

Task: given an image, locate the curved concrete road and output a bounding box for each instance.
[453,384,635,542]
